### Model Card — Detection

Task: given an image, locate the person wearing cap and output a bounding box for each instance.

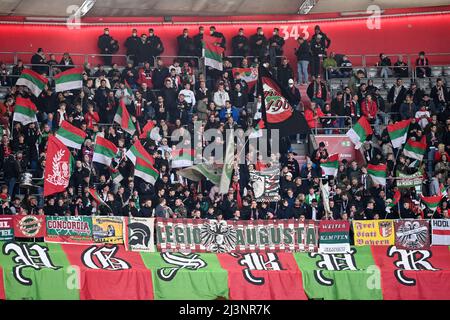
[310,35,326,78]
[277,57,294,90]
[97,28,113,66]
[31,47,47,74]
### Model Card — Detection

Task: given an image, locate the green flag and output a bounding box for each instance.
[0,241,79,300]
[140,252,229,300]
[294,246,383,300]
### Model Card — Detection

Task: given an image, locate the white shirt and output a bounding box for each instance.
[179,89,196,107]
[213,90,230,108]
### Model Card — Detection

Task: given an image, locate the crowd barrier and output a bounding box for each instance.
[0,216,449,300]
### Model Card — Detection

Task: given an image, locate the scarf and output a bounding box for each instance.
[232,181,242,209]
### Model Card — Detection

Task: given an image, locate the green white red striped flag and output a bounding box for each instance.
[232,67,258,90]
[139,120,157,140]
[54,67,83,92]
[126,139,155,166]
[321,154,339,177]
[346,116,373,149]
[403,137,427,161]
[420,194,443,212]
[134,157,159,185]
[440,184,448,198]
[124,80,135,101]
[13,96,38,125]
[249,119,265,139]
[16,69,48,97]
[387,119,411,149]
[367,163,387,186]
[387,190,401,208]
[55,120,87,149]
[93,136,118,167]
[88,188,111,209]
[171,148,194,168]
[203,34,224,71]
[114,99,136,136]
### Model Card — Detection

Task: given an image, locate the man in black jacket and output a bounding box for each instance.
[287,79,301,109]
[193,26,204,58]
[231,28,248,59]
[387,78,407,121]
[97,28,113,66]
[430,78,449,113]
[124,29,140,66]
[136,34,151,65]
[152,58,170,90]
[31,48,47,74]
[177,28,195,59]
[277,57,294,90]
[147,28,164,62]
[268,27,285,66]
[249,27,268,60]
[295,37,311,85]
[311,25,331,50]
[310,36,325,78]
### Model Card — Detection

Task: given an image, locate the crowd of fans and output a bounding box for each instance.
[0,24,449,224]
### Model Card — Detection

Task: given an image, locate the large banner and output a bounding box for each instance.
[394,220,430,250]
[352,220,395,246]
[124,217,155,252]
[431,219,450,245]
[45,216,94,244]
[13,215,46,238]
[92,217,124,244]
[156,218,318,253]
[1,241,450,300]
[249,167,281,202]
[0,216,14,241]
[371,245,450,300]
[318,221,350,254]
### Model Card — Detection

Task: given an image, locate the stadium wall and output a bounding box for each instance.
[0,13,449,66]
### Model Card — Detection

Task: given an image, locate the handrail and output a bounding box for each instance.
[313,116,352,135]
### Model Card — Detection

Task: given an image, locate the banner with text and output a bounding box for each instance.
[45,216,94,244]
[13,215,46,238]
[352,220,395,246]
[318,221,350,254]
[156,218,319,253]
[431,219,450,245]
[0,216,14,241]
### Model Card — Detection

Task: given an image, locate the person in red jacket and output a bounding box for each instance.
[361,94,378,123]
[84,103,100,130]
[137,61,153,88]
[304,102,325,130]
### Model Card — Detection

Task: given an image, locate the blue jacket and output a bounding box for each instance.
[219,106,240,123]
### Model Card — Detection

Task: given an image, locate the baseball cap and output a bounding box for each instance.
[288,79,294,84]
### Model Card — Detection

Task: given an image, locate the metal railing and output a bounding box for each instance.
[313,116,352,134]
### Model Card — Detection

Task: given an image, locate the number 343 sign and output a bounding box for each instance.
[279,25,310,40]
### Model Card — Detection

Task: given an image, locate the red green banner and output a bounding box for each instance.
[371,245,450,300]
[61,244,153,300]
[217,252,307,300]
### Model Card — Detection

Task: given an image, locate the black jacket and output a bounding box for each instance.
[98,34,113,53]
[295,41,312,61]
[125,35,140,56]
[231,35,249,57]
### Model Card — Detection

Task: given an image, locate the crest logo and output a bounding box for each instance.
[46,150,70,186]
[232,253,284,285]
[200,220,237,253]
[395,221,429,249]
[309,248,358,286]
[379,221,393,238]
[2,242,61,285]
[157,252,207,281]
[16,215,43,237]
[82,245,130,270]
[388,246,438,286]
